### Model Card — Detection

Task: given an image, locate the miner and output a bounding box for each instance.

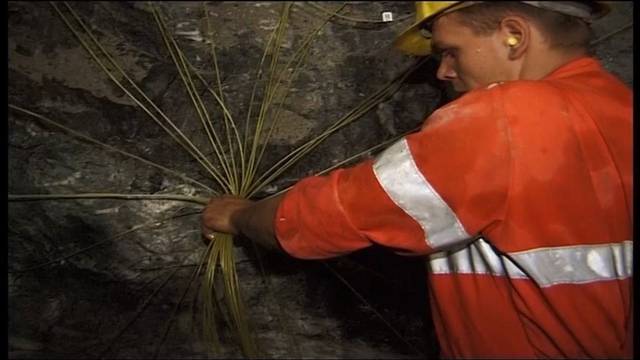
[202,2,633,358]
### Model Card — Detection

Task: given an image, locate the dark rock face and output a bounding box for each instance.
[8,1,632,359]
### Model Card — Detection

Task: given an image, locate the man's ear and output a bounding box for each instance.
[499,16,529,60]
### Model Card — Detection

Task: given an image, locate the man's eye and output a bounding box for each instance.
[442,49,456,59]
[432,49,455,62]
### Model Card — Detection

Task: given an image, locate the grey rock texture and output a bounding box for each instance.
[8,1,632,359]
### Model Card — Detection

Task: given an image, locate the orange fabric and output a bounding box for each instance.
[274,57,632,358]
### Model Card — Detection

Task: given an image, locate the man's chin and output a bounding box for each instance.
[445,83,466,99]
[452,83,468,93]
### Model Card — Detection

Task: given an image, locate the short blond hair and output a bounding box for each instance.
[452,2,593,50]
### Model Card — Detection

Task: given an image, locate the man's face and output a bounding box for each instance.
[430,13,513,93]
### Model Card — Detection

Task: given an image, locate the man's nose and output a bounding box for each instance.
[436,58,457,81]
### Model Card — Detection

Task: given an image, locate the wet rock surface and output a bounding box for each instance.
[8,1,633,359]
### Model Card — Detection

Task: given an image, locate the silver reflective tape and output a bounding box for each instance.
[429,239,633,288]
[373,139,470,250]
[429,238,528,278]
[511,240,633,287]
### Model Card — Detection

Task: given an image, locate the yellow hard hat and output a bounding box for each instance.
[394,1,611,56]
[393,1,461,56]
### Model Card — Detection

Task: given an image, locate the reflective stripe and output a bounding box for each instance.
[429,238,526,277]
[429,238,633,287]
[373,139,470,250]
[510,240,633,287]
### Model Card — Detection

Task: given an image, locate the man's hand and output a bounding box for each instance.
[200,193,286,253]
[201,196,254,237]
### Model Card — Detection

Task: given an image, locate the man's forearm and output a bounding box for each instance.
[232,193,286,253]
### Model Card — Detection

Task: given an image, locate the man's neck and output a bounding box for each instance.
[520,48,588,80]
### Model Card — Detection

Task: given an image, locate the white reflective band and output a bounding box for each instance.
[429,238,633,287]
[510,240,633,287]
[429,237,528,278]
[373,139,470,250]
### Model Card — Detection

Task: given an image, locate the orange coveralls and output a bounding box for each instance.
[274,57,633,358]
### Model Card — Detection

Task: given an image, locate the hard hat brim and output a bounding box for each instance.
[392,18,434,56]
[393,21,431,56]
[392,2,470,56]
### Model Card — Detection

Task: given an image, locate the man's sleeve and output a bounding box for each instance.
[275,88,510,259]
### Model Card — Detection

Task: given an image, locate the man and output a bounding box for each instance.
[202,2,632,358]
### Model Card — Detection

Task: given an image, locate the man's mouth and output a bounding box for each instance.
[452,82,467,93]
